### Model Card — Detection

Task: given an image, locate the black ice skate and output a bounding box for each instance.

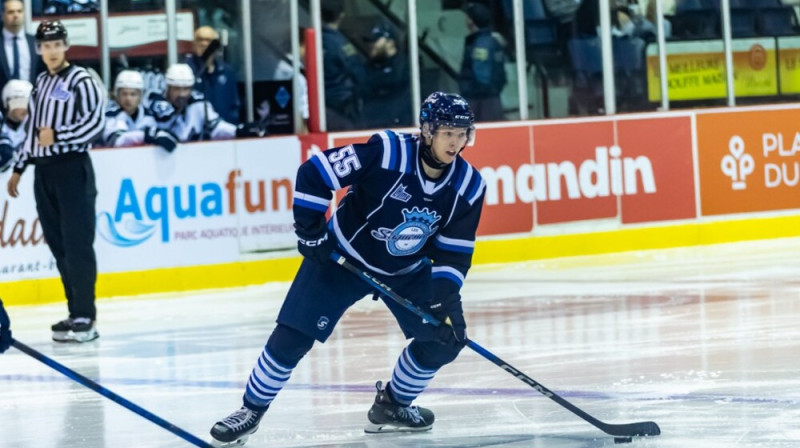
[365,381,434,433]
[52,318,99,343]
[210,405,266,447]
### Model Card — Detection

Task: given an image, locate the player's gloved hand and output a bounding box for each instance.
[144,127,179,153]
[235,120,267,139]
[0,298,13,354]
[427,293,467,349]
[297,231,336,265]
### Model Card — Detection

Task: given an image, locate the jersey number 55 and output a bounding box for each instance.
[328,146,362,177]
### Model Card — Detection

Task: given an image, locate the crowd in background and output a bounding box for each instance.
[0,0,271,174]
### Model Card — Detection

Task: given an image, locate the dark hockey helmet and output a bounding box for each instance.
[36,20,68,43]
[418,92,476,169]
[419,92,475,145]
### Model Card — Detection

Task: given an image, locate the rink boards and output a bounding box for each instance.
[2,104,800,305]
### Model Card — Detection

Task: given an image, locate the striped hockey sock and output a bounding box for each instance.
[244,346,294,409]
[387,345,438,406]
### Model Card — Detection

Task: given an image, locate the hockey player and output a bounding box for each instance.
[148,63,263,142]
[209,92,486,446]
[0,79,32,172]
[104,70,177,152]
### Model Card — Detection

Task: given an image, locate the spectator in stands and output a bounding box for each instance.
[104,69,177,152]
[0,78,30,172]
[618,0,660,40]
[148,63,263,142]
[184,25,240,124]
[645,0,672,40]
[545,0,582,24]
[272,27,309,130]
[321,0,366,131]
[362,21,412,129]
[575,0,638,37]
[460,2,507,122]
[1,0,41,90]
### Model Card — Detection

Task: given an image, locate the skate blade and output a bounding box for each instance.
[52,331,70,342]
[210,434,250,447]
[73,329,99,343]
[364,422,432,434]
[52,329,99,343]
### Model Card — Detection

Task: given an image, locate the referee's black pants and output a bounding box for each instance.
[33,152,98,320]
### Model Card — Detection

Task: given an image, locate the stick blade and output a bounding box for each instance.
[601,421,661,437]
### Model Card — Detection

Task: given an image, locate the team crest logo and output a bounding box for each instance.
[371,207,441,256]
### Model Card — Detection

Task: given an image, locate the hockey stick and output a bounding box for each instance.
[332,253,661,440]
[10,340,214,448]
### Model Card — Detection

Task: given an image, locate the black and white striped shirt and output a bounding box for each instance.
[13,64,105,174]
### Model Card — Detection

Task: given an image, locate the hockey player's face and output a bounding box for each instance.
[117,88,141,115]
[167,86,192,110]
[431,126,469,165]
[39,40,68,72]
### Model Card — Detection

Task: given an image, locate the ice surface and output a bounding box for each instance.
[2,237,799,447]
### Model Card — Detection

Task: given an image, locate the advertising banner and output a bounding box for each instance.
[777,36,800,95]
[329,118,696,233]
[107,12,194,50]
[0,170,54,282]
[616,116,697,223]
[532,120,619,225]
[696,108,800,215]
[234,137,301,252]
[647,39,777,101]
[1,139,299,283]
[462,125,535,235]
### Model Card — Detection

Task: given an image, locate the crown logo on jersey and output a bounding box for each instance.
[402,207,440,226]
[371,207,441,256]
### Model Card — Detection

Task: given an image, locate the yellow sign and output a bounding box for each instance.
[647,39,777,101]
[778,37,800,94]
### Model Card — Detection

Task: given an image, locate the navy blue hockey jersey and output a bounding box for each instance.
[293,130,486,297]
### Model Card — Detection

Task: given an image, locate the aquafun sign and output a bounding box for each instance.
[98,170,294,247]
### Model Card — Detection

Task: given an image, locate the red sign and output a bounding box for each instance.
[533,120,618,224]
[617,116,697,223]
[462,126,535,235]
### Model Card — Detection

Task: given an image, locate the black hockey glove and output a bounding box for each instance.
[235,120,267,139]
[428,293,467,349]
[144,127,179,153]
[297,232,336,265]
[0,298,12,354]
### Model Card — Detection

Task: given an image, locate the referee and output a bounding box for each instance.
[5,20,105,343]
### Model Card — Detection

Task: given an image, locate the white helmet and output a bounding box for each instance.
[165,63,195,87]
[114,70,144,94]
[2,79,33,111]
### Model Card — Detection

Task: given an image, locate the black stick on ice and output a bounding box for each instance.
[10,340,213,448]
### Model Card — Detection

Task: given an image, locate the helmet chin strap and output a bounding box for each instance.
[420,141,449,170]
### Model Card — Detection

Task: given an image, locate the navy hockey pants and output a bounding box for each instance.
[272,257,462,369]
